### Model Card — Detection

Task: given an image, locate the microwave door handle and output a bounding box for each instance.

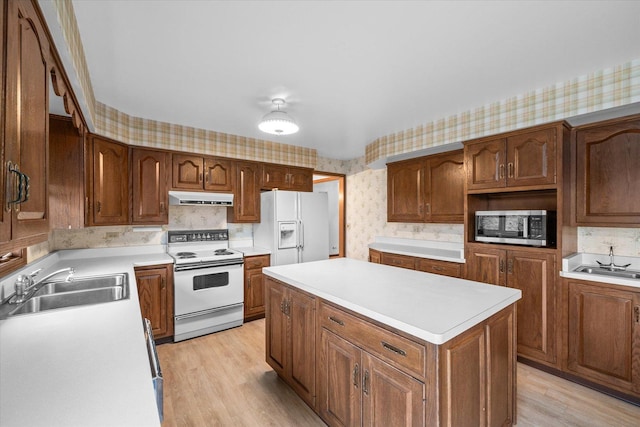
[522,217,528,238]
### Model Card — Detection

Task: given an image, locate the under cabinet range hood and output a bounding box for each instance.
[168,191,234,206]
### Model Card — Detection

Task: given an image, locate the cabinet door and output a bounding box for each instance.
[204,157,234,192]
[465,138,506,191]
[567,281,640,394]
[288,287,317,406]
[319,329,362,427]
[576,118,640,225]
[5,0,51,240]
[506,128,556,188]
[135,265,174,339]
[387,159,425,222]
[265,279,288,377]
[362,352,425,427]
[262,164,289,189]
[427,151,464,223]
[244,255,269,320]
[507,250,556,364]
[132,148,168,224]
[172,154,204,190]
[288,166,313,192]
[465,245,506,286]
[90,137,129,225]
[369,249,381,264]
[485,306,515,427]
[228,161,260,223]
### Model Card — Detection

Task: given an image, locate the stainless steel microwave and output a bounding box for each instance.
[475,210,556,247]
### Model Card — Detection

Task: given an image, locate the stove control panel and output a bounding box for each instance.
[168,229,229,243]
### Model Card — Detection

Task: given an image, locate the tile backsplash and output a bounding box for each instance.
[578,227,640,256]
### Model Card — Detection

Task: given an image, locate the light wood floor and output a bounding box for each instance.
[157,319,640,426]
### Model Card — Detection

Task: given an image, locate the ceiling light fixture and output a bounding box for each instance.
[258,98,299,135]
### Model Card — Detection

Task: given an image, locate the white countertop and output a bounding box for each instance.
[0,246,172,427]
[263,258,520,345]
[233,246,271,257]
[561,252,640,289]
[368,236,465,263]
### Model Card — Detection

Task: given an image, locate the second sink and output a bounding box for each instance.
[574,266,640,280]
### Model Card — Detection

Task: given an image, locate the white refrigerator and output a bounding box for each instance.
[253,190,329,266]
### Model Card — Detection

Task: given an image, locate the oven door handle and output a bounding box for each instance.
[174,303,244,321]
[174,260,244,272]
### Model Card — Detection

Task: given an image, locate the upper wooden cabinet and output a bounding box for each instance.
[227,161,261,223]
[575,114,640,226]
[86,136,130,226]
[172,154,235,192]
[132,148,169,224]
[387,150,464,223]
[1,0,52,245]
[262,164,313,192]
[465,126,559,192]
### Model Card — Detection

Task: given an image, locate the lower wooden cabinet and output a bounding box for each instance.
[244,254,270,321]
[566,279,640,397]
[369,249,462,279]
[265,277,316,407]
[368,249,381,264]
[319,329,425,427]
[134,264,174,340]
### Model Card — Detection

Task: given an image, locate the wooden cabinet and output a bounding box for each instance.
[244,254,270,321]
[265,277,316,407]
[387,150,464,223]
[465,126,557,191]
[171,154,235,192]
[369,249,462,279]
[466,243,557,365]
[574,115,640,226]
[566,279,640,396]
[227,161,261,223]
[0,0,52,245]
[134,264,174,340]
[439,306,515,427]
[319,329,425,427]
[131,148,169,224]
[262,163,313,192]
[86,135,130,226]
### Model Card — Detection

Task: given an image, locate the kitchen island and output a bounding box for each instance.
[263,258,521,426]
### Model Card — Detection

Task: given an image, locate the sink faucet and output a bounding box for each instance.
[596,246,631,271]
[9,267,75,305]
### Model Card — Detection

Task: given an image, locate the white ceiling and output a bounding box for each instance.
[69,0,640,160]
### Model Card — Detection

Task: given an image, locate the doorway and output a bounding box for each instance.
[313,172,345,258]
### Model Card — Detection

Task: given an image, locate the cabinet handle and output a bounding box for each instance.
[96,201,101,213]
[425,203,430,214]
[205,172,209,183]
[160,202,165,213]
[20,172,30,203]
[499,164,505,179]
[499,259,504,273]
[161,277,166,289]
[284,299,291,316]
[286,173,290,184]
[352,363,359,388]
[508,162,514,178]
[199,173,203,183]
[381,341,407,357]
[280,300,285,314]
[507,259,513,274]
[363,370,369,396]
[432,266,444,272]
[328,316,345,326]
[247,278,251,288]
[635,306,639,324]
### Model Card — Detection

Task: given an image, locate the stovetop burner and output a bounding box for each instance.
[214,249,234,256]
[176,252,197,259]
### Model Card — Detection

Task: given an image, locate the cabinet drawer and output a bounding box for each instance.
[320,301,426,379]
[381,253,416,270]
[245,254,270,270]
[415,259,461,278]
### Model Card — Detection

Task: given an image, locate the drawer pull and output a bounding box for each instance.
[382,341,407,357]
[328,316,345,326]
[432,266,444,271]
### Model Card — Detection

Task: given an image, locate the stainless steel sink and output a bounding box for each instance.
[34,274,126,296]
[574,266,640,280]
[8,273,129,316]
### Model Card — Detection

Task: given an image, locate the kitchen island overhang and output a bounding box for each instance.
[263,257,522,426]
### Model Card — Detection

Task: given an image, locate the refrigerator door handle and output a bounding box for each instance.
[299,220,304,249]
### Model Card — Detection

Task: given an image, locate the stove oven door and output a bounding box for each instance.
[174,262,244,341]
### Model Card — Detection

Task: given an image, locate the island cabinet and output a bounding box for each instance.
[243,254,270,321]
[227,161,261,223]
[387,150,464,223]
[465,243,557,366]
[86,135,130,226]
[134,264,174,340]
[465,126,557,192]
[574,114,640,226]
[0,0,52,246]
[565,279,640,398]
[261,163,313,192]
[131,148,169,224]
[171,153,235,192]
[265,277,316,407]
